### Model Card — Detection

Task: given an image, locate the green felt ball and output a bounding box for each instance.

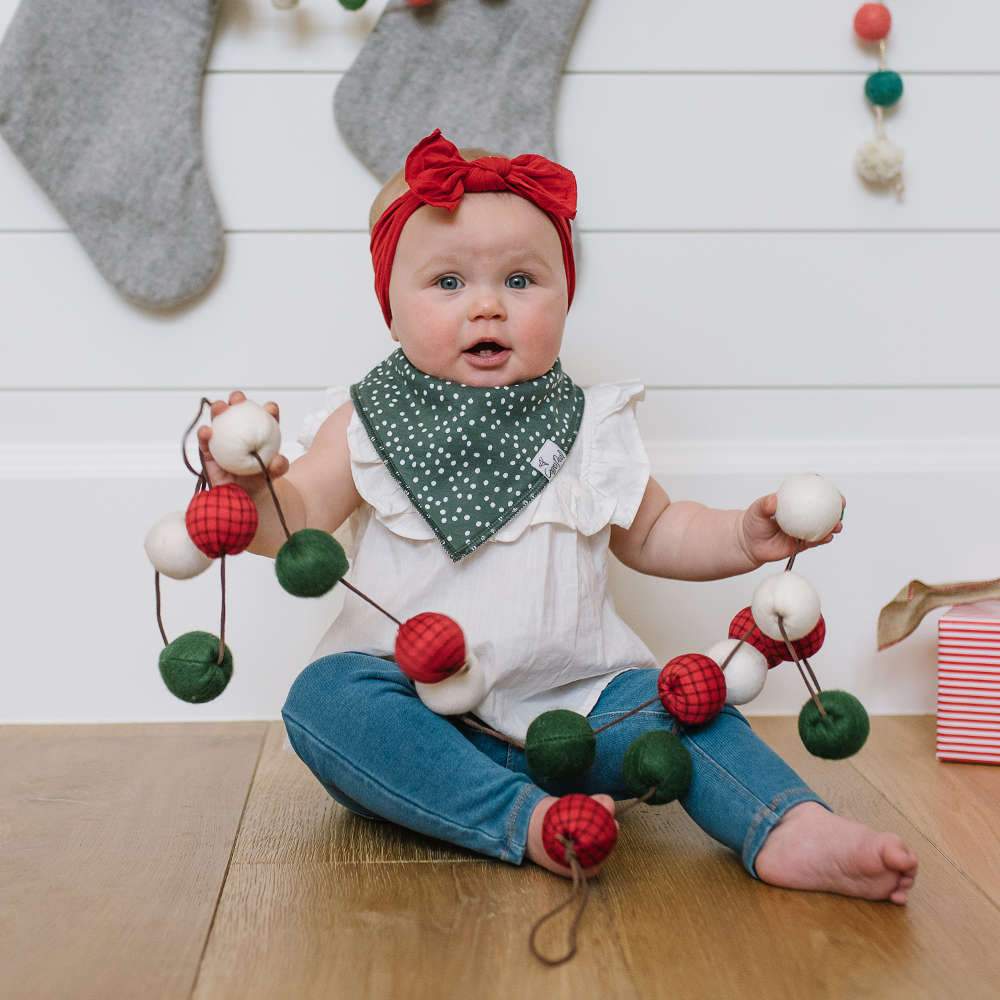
[338,0,367,10]
[865,70,903,107]
[798,690,870,759]
[524,710,596,784]
[622,730,692,805]
[159,630,233,703]
[275,529,349,597]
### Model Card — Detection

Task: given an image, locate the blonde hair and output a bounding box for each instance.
[368,144,509,233]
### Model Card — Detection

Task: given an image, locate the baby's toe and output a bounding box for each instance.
[881,835,917,875]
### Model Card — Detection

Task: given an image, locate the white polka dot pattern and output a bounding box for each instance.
[349,348,585,561]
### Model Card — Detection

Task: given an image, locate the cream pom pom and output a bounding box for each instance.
[414,651,489,716]
[209,400,281,476]
[144,511,213,579]
[855,137,903,183]
[775,472,843,542]
[704,638,768,705]
[751,571,821,642]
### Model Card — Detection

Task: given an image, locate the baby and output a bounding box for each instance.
[199,128,917,903]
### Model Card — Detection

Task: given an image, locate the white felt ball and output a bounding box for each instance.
[414,651,489,716]
[209,400,282,477]
[704,639,768,705]
[774,472,843,542]
[751,571,821,643]
[855,137,903,183]
[144,511,213,579]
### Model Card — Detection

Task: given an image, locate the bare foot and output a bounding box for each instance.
[524,794,619,878]
[754,802,918,904]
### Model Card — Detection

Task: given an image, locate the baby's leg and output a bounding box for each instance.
[281,651,553,864]
[508,667,917,902]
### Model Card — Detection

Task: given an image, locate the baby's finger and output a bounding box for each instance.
[209,398,227,418]
[264,400,280,421]
[229,390,247,405]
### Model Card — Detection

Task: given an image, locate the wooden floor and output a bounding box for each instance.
[3,716,1000,999]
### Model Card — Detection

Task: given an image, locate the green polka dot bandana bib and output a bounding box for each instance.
[349,348,585,561]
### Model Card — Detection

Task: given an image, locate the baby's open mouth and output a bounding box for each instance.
[464,341,508,357]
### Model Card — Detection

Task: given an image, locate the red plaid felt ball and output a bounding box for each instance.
[542,793,618,869]
[729,606,786,668]
[395,612,466,683]
[779,615,826,663]
[658,653,727,725]
[185,483,259,558]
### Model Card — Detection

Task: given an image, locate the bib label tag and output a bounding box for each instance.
[530,439,567,480]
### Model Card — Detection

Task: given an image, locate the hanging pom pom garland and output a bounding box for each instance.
[853,4,905,198]
[272,1,435,12]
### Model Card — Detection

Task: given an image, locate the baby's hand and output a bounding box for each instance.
[738,492,845,567]
[196,390,289,493]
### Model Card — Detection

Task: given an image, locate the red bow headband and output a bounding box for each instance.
[370,128,578,329]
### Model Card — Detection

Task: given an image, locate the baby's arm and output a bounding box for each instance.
[246,401,362,558]
[609,477,759,582]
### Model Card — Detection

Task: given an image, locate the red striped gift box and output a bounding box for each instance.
[937,601,1000,765]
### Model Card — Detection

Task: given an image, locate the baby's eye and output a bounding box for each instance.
[506,273,533,289]
[436,275,462,291]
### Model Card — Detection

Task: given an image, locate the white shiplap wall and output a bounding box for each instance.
[3,0,997,723]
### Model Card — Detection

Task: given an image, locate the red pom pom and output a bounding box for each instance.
[729,606,786,668]
[185,483,259,558]
[778,615,826,662]
[854,4,891,42]
[658,653,727,725]
[395,612,466,683]
[542,794,618,869]
[407,0,435,6]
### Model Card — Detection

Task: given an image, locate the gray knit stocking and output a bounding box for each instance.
[0,0,224,310]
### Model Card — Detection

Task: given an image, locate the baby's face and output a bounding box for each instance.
[387,192,568,387]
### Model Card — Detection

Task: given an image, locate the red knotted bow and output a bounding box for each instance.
[370,128,578,329]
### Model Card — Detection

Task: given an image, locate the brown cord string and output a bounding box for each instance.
[528,838,590,966]
[217,554,227,666]
[155,571,169,646]
[777,616,828,718]
[250,449,404,628]
[616,785,658,818]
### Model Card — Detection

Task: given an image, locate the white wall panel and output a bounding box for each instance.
[0,0,989,721]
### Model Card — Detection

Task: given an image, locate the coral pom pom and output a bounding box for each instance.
[657,654,727,725]
[541,793,618,869]
[395,612,466,683]
[853,4,891,42]
[185,483,259,558]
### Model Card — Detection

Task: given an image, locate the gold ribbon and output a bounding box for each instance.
[877,577,1000,650]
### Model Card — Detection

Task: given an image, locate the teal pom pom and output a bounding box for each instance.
[865,70,903,107]
[524,710,596,784]
[275,529,349,597]
[798,690,870,759]
[159,630,232,703]
[622,730,692,805]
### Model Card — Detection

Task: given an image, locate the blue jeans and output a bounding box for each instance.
[281,651,834,878]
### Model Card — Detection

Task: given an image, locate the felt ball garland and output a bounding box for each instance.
[853,4,905,198]
[148,404,866,966]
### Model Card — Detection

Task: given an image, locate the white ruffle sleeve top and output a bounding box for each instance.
[296,380,660,743]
